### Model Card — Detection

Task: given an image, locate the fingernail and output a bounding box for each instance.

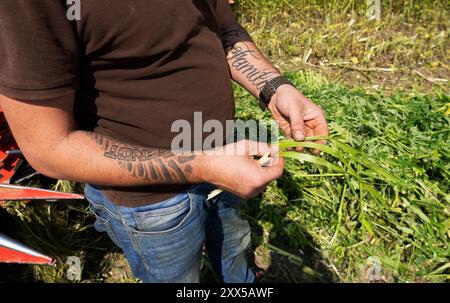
[294,131,305,141]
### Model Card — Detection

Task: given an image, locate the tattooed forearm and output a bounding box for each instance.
[228,44,278,91]
[88,132,195,184]
[220,23,280,92]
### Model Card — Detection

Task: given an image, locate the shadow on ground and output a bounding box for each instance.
[241,170,338,283]
[245,210,338,283]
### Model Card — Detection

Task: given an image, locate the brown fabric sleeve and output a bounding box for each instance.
[0,0,80,101]
[214,0,237,30]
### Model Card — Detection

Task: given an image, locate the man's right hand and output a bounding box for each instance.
[199,140,285,199]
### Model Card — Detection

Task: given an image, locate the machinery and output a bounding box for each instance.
[0,107,84,265]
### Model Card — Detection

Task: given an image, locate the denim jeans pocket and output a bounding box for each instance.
[130,193,194,235]
[88,200,120,246]
[129,193,205,280]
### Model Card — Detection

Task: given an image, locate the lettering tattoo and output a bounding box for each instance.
[88,132,196,184]
[221,24,279,92]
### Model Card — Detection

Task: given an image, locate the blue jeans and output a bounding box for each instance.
[84,183,255,283]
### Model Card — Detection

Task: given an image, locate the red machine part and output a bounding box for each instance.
[0,233,54,265]
[0,106,84,265]
[0,184,84,203]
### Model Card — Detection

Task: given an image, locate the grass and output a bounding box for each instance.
[234,71,449,282]
[0,1,448,283]
[234,0,449,93]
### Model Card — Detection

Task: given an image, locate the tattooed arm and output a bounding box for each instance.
[0,93,202,187]
[0,93,283,198]
[218,3,329,151]
[220,22,281,98]
[83,132,198,186]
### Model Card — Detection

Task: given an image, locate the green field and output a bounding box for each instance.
[1,0,448,283]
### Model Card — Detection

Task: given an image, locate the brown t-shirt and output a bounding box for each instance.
[0,0,236,206]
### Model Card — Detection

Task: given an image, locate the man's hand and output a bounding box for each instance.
[268,84,329,154]
[201,140,284,199]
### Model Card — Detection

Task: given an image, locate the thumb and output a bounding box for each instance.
[261,156,285,182]
[288,102,306,141]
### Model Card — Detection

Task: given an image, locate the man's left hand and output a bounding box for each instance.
[268,84,329,154]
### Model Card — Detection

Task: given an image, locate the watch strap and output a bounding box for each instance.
[259,75,294,108]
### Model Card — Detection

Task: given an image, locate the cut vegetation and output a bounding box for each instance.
[0,0,448,283]
[236,71,449,282]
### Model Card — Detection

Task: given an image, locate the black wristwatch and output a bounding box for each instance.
[258,75,294,109]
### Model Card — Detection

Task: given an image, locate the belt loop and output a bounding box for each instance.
[116,204,127,226]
